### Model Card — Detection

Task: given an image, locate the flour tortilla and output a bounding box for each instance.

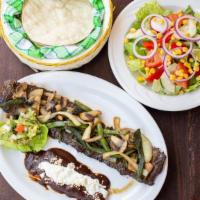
[22,0,94,46]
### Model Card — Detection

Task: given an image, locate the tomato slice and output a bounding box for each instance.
[171,42,178,49]
[195,70,200,76]
[167,13,179,22]
[143,41,154,50]
[145,52,163,68]
[146,67,164,83]
[176,81,188,89]
[15,124,25,134]
[157,38,163,48]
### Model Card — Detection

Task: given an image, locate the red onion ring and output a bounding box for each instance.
[141,14,168,37]
[163,55,195,82]
[132,35,158,60]
[162,31,193,59]
[175,15,200,42]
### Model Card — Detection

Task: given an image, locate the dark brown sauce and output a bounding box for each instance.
[25,148,110,200]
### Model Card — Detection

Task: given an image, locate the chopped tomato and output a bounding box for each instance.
[195,70,200,76]
[145,52,163,68]
[177,62,189,73]
[15,124,25,134]
[167,13,179,22]
[176,81,188,89]
[171,42,179,49]
[146,67,164,82]
[157,38,163,47]
[143,41,154,50]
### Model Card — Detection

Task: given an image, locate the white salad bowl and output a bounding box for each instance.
[108,0,200,111]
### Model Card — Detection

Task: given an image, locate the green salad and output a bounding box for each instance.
[0,109,48,152]
[124,1,200,95]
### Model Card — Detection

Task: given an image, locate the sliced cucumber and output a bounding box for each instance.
[152,79,163,93]
[160,73,176,94]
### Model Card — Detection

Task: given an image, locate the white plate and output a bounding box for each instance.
[0,72,168,200]
[108,0,200,111]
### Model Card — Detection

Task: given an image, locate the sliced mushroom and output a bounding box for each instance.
[119,141,128,153]
[128,157,138,172]
[103,151,138,172]
[40,107,49,115]
[61,97,68,108]
[46,101,55,111]
[82,124,92,141]
[113,117,121,130]
[93,117,101,128]
[41,100,47,106]
[143,162,154,177]
[80,110,102,122]
[55,104,62,112]
[57,115,63,121]
[141,134,153,163]
[38,111,81,126]
[37,112,51,123]
[13,83,28,99]
[28,89,44,102]
[45,92,56,102]
[111,136,124,148]
[85,135,102,143]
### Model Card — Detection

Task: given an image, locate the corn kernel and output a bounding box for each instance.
[145,67,150,72]
[183,73,189,79]
[189,69,194,74]
[166,55,172,61]
[182,47,188,53]
[177,11,183,17]
[179,90,184,95]
[180,59,185,63]
[177,76,183,80]
[189,58,194,63]
[130,28,136,33]
[124,38,128,44]
[182,20,189,25]
[129,55,134,60]
[137,76,145,83]
[194,62,200,68]
[159,49,164,56]
[150,68,156,74]
[196,75,200,81]
[170,74,176,81]
[171,34,176,40]
[184,62,191,68]
[151,30,157,35]
[167,61,172,66]
[185,33,190,37]
[194,66,200,72]
[176,42,182,47]
[173,49,182,55]
[157,33,163,39]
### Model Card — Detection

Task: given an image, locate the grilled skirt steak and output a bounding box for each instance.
[0,80,166,185]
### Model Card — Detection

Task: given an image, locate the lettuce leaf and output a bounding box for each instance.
[124,42,134,56]
[127,59,145,73]
[0,123,48,152]
[133,0,172,29]
[0,110,48,152]
[186,81,200,93]
[184,6,194,15]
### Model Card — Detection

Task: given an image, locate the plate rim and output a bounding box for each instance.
[0,71,168,200]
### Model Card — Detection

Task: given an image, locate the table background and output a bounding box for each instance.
[0,0,200,200]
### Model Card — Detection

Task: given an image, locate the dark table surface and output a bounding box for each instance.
[0,0,200,200]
